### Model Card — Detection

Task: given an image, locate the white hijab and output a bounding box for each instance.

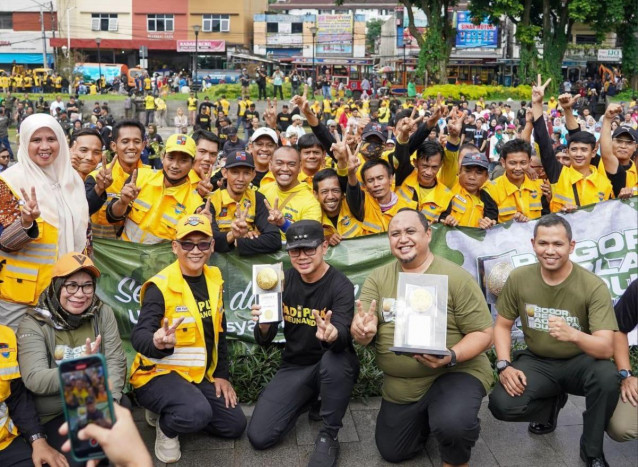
[0,113,89,254]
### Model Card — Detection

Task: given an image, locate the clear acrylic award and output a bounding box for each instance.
[252,263,283,324]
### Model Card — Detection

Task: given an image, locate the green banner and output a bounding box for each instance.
[93,198,638,361]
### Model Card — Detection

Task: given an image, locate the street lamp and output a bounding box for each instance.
[403,38,412,87]
[96,37,102,92]
[309,25,318,95]
[193,24,201,97]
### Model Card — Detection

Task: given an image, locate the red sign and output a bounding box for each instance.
[176,40,225,53]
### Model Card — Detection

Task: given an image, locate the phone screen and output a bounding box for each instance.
[58,355,114,461]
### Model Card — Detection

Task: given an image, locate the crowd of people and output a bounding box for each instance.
[0,69,635,467]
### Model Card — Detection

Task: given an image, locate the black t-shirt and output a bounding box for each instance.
[184,274,214,362]
[254,265,355,366]
[277,112,291,132]
[463,125,476,142]
[615,280,637,334]
[473,129,487,149]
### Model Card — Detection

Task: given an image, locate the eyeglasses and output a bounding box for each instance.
[613,139,636,147]
[177,240,212,251]
[62,282,95,294]
[288,247,317,258]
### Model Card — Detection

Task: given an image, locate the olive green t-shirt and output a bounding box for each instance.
[359,256,494,404]
[497,262,617,359]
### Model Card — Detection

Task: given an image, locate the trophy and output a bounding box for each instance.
[253,263,283,324]
[389,273,449,356]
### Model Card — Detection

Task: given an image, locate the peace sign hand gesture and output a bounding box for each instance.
[230,205,250,239]
[350,299,378,345]
[313,310,338,343]
[153,317,185,350]
[196,165,214,198]
[196,197,213,223]
[20,187,40,228]
[264,197,285,227]
[532,73,552,105]
[83,335,102,356]
[119,169,140,206]
[95,154,116,195]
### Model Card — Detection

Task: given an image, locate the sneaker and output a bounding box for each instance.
[308,431,339,467]
[308,398,322,422]
[155,424,181,464]
[145,409,158,427]
[528,392,568,435]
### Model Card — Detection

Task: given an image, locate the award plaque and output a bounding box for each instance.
[253,263,284,324]
[389,272,450,356]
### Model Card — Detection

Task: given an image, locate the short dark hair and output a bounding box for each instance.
[459,142,480,154]
[566,131,596,150]
[312,168,339,192]
[298,134,324,152]
[392,208,429,232]
[554,144,568,155]
[361,158,392,179]
[112,119,145,142]
[533,214,573,242]
[416,140,443,162]
[501,138,532,160]
[70,128,103,147]
[192,129,220,146]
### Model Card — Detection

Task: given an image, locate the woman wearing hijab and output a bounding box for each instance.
[0,113,89,330]
[16,252,127,465]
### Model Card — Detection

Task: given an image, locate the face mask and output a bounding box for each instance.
[361,141,384,159]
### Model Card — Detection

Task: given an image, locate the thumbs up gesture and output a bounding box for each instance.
[313,309,338,343]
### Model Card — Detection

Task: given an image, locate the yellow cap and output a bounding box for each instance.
[165,134,197,158]
[51,252,101,279]
[175,214,213,240]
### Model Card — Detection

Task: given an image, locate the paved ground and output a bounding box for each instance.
[131,395,637,467]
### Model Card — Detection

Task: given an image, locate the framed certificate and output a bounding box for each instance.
[389,272,450,356]
[253,263,284,324]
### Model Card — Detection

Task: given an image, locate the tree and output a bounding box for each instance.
[617,0,638,91]
[471,0,625,91]
[366,19,384,54]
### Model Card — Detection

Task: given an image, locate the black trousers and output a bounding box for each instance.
[258,85,267,100]
[247,350,359,450]
[134,372,247,439]
[488,349,619,458]
[273,85,283,99]
[375,372,485,465]
[0,437,32,467]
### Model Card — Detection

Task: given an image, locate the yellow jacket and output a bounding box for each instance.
[484,175,544,222]
[397,172,455,223]
[361,191,417,234]
[209,188,257,232]
[258,182,322,239]
[121,169,204,244]
[129,261,224,389]
[447,184,486,227]
[0,325,21,450]
[550,165,612,212]
[321,200,366,239]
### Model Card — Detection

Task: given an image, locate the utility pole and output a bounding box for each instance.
[40,8,48,68]
[49,2,57,65]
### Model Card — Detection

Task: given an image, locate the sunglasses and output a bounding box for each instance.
[288,246,317,258]
[177,240,212,251]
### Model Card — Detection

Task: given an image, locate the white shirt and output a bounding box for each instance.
[50,100,65,116]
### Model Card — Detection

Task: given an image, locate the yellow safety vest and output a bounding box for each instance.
[89,159,144,239]
[121,169,203,244]
[550,165,612,212]
[321,200,366,239]
[625,162,637,189]
[129,261,223,389]
[361,191,417,234]
[209,188,257,232]
[0,186,58,305]
[484,175,544,222]
[397,172,455,223]
[447,184,486,228]
[0,325,21,450]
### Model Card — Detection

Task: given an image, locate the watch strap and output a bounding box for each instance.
[28,433,47,444]
[446,349,457,368]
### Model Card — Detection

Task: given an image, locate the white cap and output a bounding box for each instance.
[291,114,303,122]
[250,127,279,144]
[386,139,396,145]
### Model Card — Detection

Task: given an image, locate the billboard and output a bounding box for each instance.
[455,11,498,49]
[317,14,353,55]
[176,40,225,53]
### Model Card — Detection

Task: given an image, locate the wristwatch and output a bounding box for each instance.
[619,369,634,380]
[446,349,457,368]
[28,433,47,444]
[496,360,511,374]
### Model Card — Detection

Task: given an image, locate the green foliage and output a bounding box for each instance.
[422,84,532,100]
[366,19,384,54]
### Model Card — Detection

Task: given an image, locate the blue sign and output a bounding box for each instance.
[455,11,498,49]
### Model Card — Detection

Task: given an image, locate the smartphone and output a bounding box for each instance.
[58,354,115,462]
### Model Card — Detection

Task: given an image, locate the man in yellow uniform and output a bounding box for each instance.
[441,152,498,229]
[598,104,637,196]
[144,93,155,127]
[130,214,246,463]
[23,74,32,93]
[207,150,281,255]
[532,74,618,212]
[187,93,198,126]
[86,120,146,239]
[259,146,322,240]
[106,134,204,244]
[219,95,230,116]
[54,74,62,92]
[484,139,548,223]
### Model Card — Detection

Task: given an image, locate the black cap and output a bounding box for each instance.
[461,152,489,170]
[285,220,325,250]
[362,122,386,142]
[225,126,238,135]
[224,150,254,169]
[612,126,637,142]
